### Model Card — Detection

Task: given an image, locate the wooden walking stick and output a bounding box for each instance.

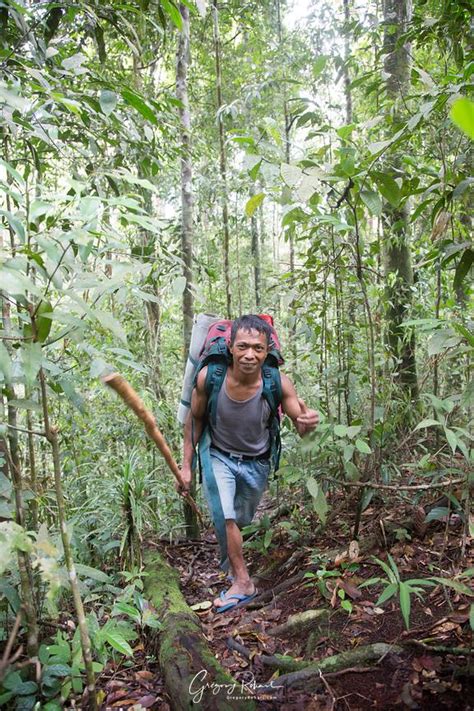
[102,372,203,525]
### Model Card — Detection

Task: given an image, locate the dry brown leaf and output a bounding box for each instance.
[135,670,154,681]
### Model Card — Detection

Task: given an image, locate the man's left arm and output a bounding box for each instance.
[280,373,319,437]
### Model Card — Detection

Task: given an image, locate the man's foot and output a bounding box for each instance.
[213,580,256,611]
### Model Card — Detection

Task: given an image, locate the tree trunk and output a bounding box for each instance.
[250,185,261,310]
[382,0,418,400]
[176,2,194,354]
[143,549,255,710]
[212,0,231,317]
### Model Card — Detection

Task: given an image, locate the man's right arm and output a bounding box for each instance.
[179,368,208,495]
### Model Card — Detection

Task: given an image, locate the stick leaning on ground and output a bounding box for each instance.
[102,372,203,525]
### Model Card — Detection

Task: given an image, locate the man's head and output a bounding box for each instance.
[229,315,271,376]
[230,314,272,347]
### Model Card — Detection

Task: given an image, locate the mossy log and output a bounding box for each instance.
[143,550,255,711]
[258,643,403,692]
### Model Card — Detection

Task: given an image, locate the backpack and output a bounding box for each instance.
[194,316,284,471]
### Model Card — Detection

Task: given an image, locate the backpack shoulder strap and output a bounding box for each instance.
[261,357,283,415]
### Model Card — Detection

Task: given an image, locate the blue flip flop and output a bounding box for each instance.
[214,589,257,614]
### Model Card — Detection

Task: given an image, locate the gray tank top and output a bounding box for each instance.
[210,377,271,456]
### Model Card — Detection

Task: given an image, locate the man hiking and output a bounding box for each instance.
[179,314,319,612]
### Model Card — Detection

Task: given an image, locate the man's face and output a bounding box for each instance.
[230,328,269,375]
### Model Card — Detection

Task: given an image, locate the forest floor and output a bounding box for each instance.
[95,485,473,710]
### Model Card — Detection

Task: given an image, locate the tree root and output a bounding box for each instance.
[143,550,255,711]
[256,643,403,694]
[267,608,330,637]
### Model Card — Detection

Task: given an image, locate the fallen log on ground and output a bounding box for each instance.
[257,642,403,692]
[143,550,255,711]
[267,608,330,638]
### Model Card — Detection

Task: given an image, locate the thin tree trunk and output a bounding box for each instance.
[2,299,38,658]
[382,0,418,400]
[250,185,261,310]
[37,362,97,709]
[176,2,194,353]
[212,0,231,317]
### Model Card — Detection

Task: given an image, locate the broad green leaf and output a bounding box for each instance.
[0,158,25,187]
[452,323,474,348]
[94,310,127,344]
[414,418,441,431]
[334,424,347,437]
[112,602,141,622]
[248,159,262,180]
[427,329,462,356]
[121,89,157,125]
[0,342,12,383]
[245,192,265,218]
[0,210,25,241]
[444,427,458,454]
[470,604,474,631]
[306,477,328,524]
[344,461,359,481]
[102,631,134,657]
[29,200,52,223]
[453,249,473,292]
[450,97,474,140]
[375,173,401,207]
[99,89,117,116]
[346,425,362,439]
[264,529,273,548]
[355,438,372,454]
[360,190,382,216]
[313,55,328,78]
[161,0,183,29]
[281,163,303,188]
[36,301,53,343]
[172,276,187,295]
[21,342,43,386]
[75,564,112,583]
[399,581,411,629]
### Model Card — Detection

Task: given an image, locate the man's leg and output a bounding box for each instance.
[213,519,255,608]
[213,458,269,608]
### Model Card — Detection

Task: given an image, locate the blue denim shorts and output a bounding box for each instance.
[204,447,271,528]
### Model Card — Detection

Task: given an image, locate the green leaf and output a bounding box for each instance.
[21,342,43,387]
[245,192,265,218]
[112,602,141,623]
[450,97,474,140]
[346,425,362,439]
[313,55,328,78]
[374,173,401,207]
[0,158,25,187]
[281,163,303,188]
[344,461,360,481]
[102,631,134,657]
[99,90,117,116]
[36,301,53,343]
[75,564,112,584]
[0,342,12,384]
[355,438,372,454]
[453,249,474,292]
[121,89,157,125]
[94,310,127,344]
[360,190,382,216]
[414,418,441,431]
[430,577,474,597]
[172,276,187,295]
[161,0,183,29]
[306,477,328,524]
[399,581,411,629]
[0,210,25,241]
[333,424,347,437]
[263,529,273,549]
[376,582,397,606]
[248,159,262,180]
[444,427,458,454]
[470,604,474,631]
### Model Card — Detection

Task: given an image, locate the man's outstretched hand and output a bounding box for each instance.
[296,398,319,436]
[176,466,192,498]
